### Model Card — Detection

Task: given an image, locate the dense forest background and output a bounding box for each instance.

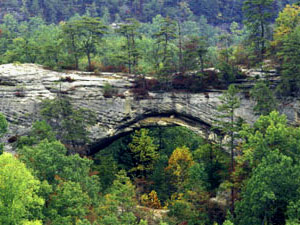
[0,0,297,25]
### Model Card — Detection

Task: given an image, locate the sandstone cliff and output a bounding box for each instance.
[0,64,298,154]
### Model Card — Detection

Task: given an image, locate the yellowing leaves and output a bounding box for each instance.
[165,146,194,190]
[273,4,300,47]
[141,190,162,209]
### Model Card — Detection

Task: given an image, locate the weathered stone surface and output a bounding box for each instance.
[0,64,299,154]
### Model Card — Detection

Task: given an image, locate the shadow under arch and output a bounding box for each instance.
[88,112,220,156]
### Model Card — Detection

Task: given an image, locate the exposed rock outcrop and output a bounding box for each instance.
[0,64,299,154]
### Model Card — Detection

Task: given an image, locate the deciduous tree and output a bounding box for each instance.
[97,170,138,225]
[0,153,44,224]
[165,146,194,192]
[235,150,300,225]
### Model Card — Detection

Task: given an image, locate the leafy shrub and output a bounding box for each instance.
[103,82,118,98]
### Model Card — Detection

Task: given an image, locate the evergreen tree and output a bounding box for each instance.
[243,0,274,63]
[117,18,141,74]
[61,18,82,70]
[278,25,300,96]
[214,84,240,213]
[250,81,277,115]
[40,97,96,151]
[182,36,208,73]
[153,16,177,75]
[62,16,107,71]
[128,129,158,178]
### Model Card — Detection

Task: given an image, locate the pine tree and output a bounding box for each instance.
[279,26,300,96]
[243,0,274,63]
[153,16,177,75]
[128,129,158,178]
[117,18,141,74]
[40,97,96,151]
[62,16,107,71]
[214,84,240,213]
[250,81,277,115]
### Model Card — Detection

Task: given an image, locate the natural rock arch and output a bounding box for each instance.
[88,112,216,155]
[0,64,298,154]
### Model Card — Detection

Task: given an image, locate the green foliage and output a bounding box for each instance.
[64,16,107,71]
[215,84,241,213]
[0,113,8,137]
[22,220,43,225]
[45,181,91,225]
[243,0,275,62]
[223,220,234,225]
[239,111,300,168]
[128,129,158,177]
[149,126,205,156]
[0,153,44,224]
[250,81,278,115]
[277,25,300,95]
[165,146,194,192]
[93,153,118,191]
[273,4,300,48]
[150,154,173,202]
[40,97,96,150]
[102,82,117,97]
[287,199,300,224]
[235,150,300,225]
[167,189,210,225]
[153,16,177,75]
[182,36,208,73]
[193,144,229,191]
[18,140,99,188]
[215,84,241,152]
[0,113,8,154]
[18,139,101,223]
[17,120,56,148]
[167,198,201,225]
[97,170,138,225]
[117,18,141,74]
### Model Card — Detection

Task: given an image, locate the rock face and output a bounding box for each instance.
[0,64,299,154]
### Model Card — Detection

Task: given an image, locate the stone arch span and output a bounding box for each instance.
[88,112,218,155]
